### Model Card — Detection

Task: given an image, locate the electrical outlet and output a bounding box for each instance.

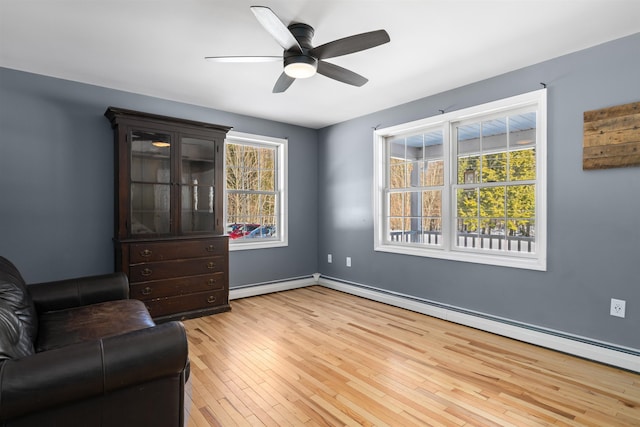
[346,257,351,267]
[327,254,332,263]
[610,298,626,318]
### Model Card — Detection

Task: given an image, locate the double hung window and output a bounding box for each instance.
[225,131,287,250]
[374,90,546,270]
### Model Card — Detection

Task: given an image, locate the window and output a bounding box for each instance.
[374,90,546,270]
[225,131,287,250]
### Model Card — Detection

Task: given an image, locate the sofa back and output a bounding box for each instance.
[0,257,38,361]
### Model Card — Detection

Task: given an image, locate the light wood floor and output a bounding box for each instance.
[184,286,639,426]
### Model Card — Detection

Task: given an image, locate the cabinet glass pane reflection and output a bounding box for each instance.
[130,130,172,235]
[181,137,216,233]
[131,183,171,234]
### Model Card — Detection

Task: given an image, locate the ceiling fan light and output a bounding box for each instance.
[284,55,318,79]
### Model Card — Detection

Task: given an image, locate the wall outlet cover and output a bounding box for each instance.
[610,298,626,318]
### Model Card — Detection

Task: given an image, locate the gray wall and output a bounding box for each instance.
[1,33,638,351]
[317,33,640,349]
[0,68,318,286]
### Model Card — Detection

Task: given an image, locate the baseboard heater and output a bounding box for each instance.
[229,274,640,373]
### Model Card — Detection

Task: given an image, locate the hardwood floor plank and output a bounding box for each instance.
[185,286,640,426]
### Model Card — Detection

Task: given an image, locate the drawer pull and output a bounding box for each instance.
[207,295,216,304]
[140,249,153,257]
[142,286,152,296]
[206,245,216,252]
[208,278,217,286]
[141,268,153,277]
[207,262,216,269]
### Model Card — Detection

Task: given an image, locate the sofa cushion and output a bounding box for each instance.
[0,306,34,360]
[36,299,155,352]
[0,257,38,361]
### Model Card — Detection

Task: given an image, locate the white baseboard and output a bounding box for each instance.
[229,274,640,372]
[229,276,316,300]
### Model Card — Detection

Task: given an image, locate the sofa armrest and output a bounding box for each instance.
[0,321,188,422]
[28,272,130,312]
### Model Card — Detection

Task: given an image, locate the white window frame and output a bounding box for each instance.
[374,89,547,271]
[225,131,288,251]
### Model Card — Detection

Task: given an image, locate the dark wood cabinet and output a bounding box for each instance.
[105,107,232,321]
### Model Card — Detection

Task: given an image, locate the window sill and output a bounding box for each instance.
[229,239,288,251]
[374,242,546,271]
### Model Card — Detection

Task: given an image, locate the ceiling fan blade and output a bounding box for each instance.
[310,30,390,59]
[205,56,281,63]
[317,61,368,87]
[251,6,302,53]
[273,72,295,93]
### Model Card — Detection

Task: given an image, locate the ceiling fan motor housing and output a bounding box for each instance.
[283,23,318,78]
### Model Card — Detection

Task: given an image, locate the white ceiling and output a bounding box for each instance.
[1,1,639,129]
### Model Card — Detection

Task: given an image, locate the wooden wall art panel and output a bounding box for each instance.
[583,101,640,170]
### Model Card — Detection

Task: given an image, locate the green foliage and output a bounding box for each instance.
[457,148,535,235]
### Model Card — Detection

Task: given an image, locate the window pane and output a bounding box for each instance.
[506,220,535,253]
[226,144,242,190]
[261,194,276,217]
[479,186,505,218]
[388,138,406,158]
[243,168,258,191]
[259,147,275,169]
[458,155,480,184]
[387,217,408,242]
[457,217,479,248]
[244,222,276,239]
[389,192,404,217]
[421,218,441,245]
[388,138,407,189]
[259,170,275,191]
[509,148,536,181]
[388,217,403,236]
[482,117,508,146]
[421,190,441,217]
[456,187,479,249]
[389,159,406,189]
[510,112,536,145]
[423,159,444,186]
[408,162,419,187]
[506,184,535,218]
[457,188,478,220]
[421,190,441,246]
[457,124,480,184]
[423,130,443,160]
[482,152,507,183]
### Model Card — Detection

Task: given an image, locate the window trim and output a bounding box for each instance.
[225,131,288,251]
[373,89,547,271]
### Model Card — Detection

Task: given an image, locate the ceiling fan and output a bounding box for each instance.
[205,6,390,93]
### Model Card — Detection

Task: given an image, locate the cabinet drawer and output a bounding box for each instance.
[129,256,225,282]
[130,273,226,300]
[144,289,228,318]
[129,238,226,263]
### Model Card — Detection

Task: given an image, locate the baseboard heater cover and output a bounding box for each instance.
[229,274,639,372]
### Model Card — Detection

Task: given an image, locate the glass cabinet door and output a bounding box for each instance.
[130,130,172,235]
[180,136,216,233]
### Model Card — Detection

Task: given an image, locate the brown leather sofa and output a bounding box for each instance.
[0,256,189,427]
